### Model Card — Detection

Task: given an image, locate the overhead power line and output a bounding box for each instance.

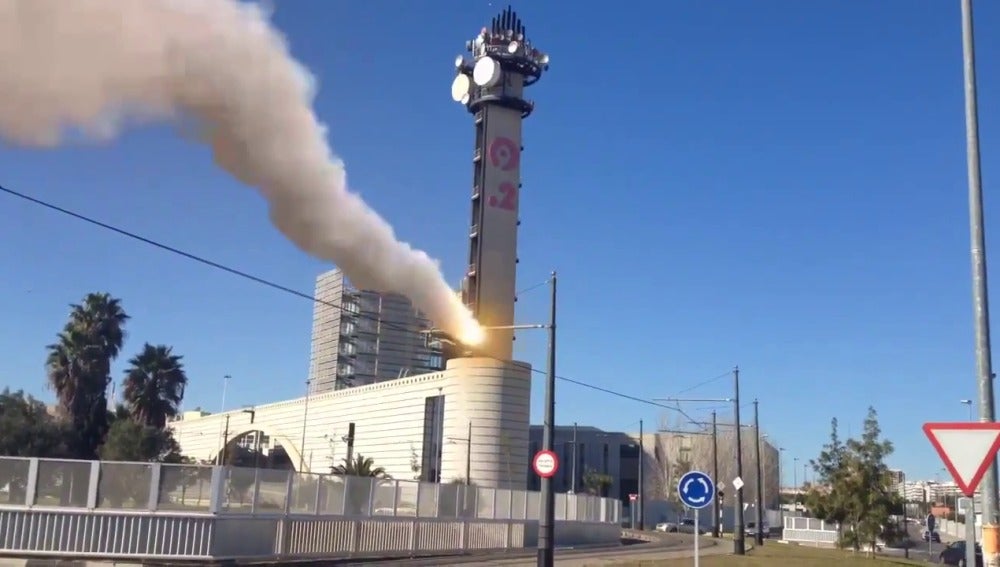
[0,182,714,421]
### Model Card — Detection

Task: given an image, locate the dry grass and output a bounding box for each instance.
[604,543,927,566]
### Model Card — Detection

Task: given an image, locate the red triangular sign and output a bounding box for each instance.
[923,422,1000,496]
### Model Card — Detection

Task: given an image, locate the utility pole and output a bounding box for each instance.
[753,399,764,546]
[466,420,472,485]
[712,411,720,538]
[215,374,231,466]
[344,422,356,465]
[778,447,785,533]
[221,415,231,465]
[733,366,746,555]
[638,419,644,531]
[298,379,311,472]
[537,271,557,567]
[242,407,258,468]
[571,422,578,493]
[960,2,1000,564]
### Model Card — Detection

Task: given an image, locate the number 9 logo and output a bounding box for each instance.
[489,137,520,171]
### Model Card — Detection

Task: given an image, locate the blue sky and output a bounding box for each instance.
[1,0,999,486]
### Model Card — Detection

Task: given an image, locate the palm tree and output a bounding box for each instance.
[45,293,129,459]
[122,344,187,429]
[331,454,390,478]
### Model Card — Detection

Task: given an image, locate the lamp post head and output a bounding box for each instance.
[960,399,973,405]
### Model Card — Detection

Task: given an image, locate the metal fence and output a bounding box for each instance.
[782,516,839,546]
[0,457,619,523]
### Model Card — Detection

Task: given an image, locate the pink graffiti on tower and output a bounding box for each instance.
[488,136,520,171]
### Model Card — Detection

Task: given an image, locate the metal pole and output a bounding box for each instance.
[571,422,578,493]
[638,419,645,530]
[753,400,764,546]
[778,448,784,535]
[711,411,720,538]
[215,374,230,465]
[967,497,978,567]
[221,415,231,465]
[298,380,311,472]
[961,0,1000,556]
[466,420,472,485]
[733,367,746,555]
[694,507,701,567]
[537,271,557,567]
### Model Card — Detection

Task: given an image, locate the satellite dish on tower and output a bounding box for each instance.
[451,74,471,103]
[473,57,501,88]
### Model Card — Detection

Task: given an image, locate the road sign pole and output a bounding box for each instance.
[967,497,978,567]
[694,507,700,567]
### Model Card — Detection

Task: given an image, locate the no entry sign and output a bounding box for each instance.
[532,449,559,478]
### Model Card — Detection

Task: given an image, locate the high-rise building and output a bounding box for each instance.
[308,268,446,393]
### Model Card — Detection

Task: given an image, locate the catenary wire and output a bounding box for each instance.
[1,182,720,422]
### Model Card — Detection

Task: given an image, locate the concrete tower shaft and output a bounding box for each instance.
[450,6,549,361]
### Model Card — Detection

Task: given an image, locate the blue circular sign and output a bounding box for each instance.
[677,470,715,510]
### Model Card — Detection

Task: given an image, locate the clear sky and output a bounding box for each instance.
[1,0,999,486]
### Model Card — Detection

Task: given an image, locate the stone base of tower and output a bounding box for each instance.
[440,357,532,490]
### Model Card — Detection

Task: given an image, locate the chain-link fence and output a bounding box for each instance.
[0,457,621,524]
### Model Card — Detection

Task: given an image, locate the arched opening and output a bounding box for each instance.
[210,428,303,471]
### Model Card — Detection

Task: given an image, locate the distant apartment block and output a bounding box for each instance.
[308,268,446,393]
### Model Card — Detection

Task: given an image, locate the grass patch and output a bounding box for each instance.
[606,543,927,566]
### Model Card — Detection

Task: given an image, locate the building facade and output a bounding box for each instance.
[525,424,780,526]
[170,358,531,489]
[308,268,446,393]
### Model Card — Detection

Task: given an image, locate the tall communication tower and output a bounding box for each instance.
[450,6,550,362]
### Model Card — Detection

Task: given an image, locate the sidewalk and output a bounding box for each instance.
[446,538,732,566]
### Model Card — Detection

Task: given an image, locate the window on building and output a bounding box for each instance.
[619,443,640,504]
[341,320,356,336]
[343,299,360,314]
[357,317,376,333]
[337,362,354,377]
[420,395,445,483]
[528,441,540,490]
[339,341,356,356]
[429,354,443,369]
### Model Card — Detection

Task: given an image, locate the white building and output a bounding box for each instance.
[170,358,531,489]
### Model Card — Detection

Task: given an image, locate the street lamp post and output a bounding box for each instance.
[753,400,764,546]
[538,272,558,567]
[961,399,974,421]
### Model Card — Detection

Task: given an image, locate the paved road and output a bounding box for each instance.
[331,533,726,567]
[878,522,949,563]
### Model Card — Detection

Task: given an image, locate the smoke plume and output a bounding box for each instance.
[0,0,484,345]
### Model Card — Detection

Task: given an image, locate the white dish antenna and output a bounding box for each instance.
[451,74,471,103]
[473,57,501,88]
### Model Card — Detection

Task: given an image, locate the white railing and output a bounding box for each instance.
[0,457,622,560]
[782,516,839,546]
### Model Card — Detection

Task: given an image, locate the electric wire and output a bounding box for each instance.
[0,182,720,421]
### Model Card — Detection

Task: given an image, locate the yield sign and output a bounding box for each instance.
[923,422,1000,496]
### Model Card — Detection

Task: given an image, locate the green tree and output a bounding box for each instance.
[331,454,390,515]
[0,389,69,504]
[806,408,901,551]
[122,343,187,429]
[582,467,613,497]
[97,419,183,507]
[0,389,68,458]
[331,454,390,478]
[46,293,129,459]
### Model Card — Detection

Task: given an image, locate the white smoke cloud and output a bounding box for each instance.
[0,0,483,344]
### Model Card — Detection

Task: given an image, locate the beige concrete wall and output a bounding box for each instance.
[170,358,531,490]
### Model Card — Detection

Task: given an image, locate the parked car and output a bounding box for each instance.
[939,540,983,566]
[923,529,941,543]
[744,521,771,538]
[655,522,678,532]
[677,518,707,535]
